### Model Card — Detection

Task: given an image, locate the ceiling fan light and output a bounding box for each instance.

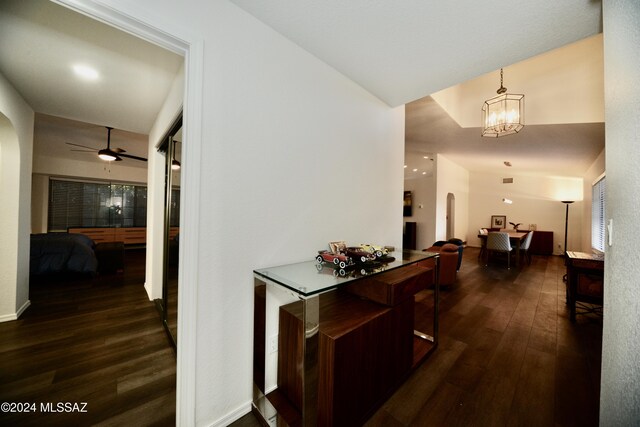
[171,159,181,170]
[98,148,118,161]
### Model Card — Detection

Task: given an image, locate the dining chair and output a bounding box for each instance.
[520,231,534,265]
[486,232,514,269]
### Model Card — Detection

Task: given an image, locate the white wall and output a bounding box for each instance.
[144,63,184,301]
[581,149,605,252]
[468,172,583,254]
[600,1,640,424]
[403,155,469,249]
[404,172,436,249]
[0,71,34,322]
[435,154,469,243]
[84,1,405,425]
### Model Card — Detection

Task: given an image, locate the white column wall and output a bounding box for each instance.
[145,63,184,301]
[600,1,640,424]
[0,71,34,322]
[435,154,469,243]
[404,173,436,250]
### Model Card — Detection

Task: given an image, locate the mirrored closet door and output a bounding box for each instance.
[158,115,182,347]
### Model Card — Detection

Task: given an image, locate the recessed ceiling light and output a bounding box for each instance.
[423,156,429,159]
[422,171,427,175]
[404,165,407,168]
[72,64,99,81]
[412,168,418,172]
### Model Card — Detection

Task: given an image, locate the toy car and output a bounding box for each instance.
[360,244,388,258]
[316,250,352,269]
[346,247,376,263]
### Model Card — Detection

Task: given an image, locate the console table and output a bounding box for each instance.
[253,250,439,426]
[565,251,604,321]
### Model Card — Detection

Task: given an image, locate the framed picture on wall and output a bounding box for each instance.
[403,191,412,217]
[491,215,506,229]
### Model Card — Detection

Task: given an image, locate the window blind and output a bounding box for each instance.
[48,179,148,231]
[591,175,606,252]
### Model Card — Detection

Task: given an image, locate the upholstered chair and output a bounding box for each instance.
[419,243,460,287]
[520,231,534,265]
[446,238,465,271]
[486,232,514,269]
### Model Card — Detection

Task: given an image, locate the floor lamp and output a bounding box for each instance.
[562,200,574,282]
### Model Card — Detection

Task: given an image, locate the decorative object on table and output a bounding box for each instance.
[316,242,395,271]
[491,215,506,229]
[529,224,537,231]
[360,244,389,258]
[329,240,347,254]
[316,250,352,269]
[509,222,522,231]
[403,191,412,217]
[481,68,524,137]
[346,247,376,263]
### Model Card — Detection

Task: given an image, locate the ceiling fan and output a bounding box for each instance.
[66,126,147,162]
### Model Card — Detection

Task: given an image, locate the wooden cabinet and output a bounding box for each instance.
[530,230,553,255]
[276,265,433,426]
[279,292,414,427]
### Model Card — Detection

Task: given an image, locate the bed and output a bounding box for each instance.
[30,233,98,276]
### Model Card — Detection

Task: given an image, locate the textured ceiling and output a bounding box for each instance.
[0,0,183,135]
[231,0,602,106]
[231,0,605,178]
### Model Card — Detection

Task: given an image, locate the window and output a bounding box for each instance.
[591,174,606,253]
[48,179,148,231]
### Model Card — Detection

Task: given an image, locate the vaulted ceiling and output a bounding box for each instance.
[1,0,604,177]
[231,0,605,179]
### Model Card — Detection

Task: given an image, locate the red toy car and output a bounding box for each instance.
[316,250,352,269]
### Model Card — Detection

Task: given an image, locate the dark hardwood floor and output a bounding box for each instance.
[1,247,601,426]
[0,249,176,427]
[235,247,602,427]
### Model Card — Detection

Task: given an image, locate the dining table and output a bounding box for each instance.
[477,230,530,267]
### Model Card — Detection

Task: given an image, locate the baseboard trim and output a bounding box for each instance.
[209,401,252,427]
[0,299,31,323]
[143,281,153,301]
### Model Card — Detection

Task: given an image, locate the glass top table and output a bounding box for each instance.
[252,249,440,426]
[254,249,438,298]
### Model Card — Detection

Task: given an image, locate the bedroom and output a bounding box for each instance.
[0,0,184,334]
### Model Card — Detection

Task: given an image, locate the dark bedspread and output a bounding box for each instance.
[30,233,98,276]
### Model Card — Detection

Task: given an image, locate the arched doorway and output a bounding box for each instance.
[446,192,455,240]
[0,113,27,321]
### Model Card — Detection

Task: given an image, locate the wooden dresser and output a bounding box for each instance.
[68,227,179,245]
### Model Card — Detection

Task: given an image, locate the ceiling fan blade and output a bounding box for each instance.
[119,153,147,162]
[66,142,98,150]
[113,147,126,153]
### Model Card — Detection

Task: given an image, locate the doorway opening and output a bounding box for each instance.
[446,193,455,240]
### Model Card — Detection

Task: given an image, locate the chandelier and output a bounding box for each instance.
[481,68,524,137]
